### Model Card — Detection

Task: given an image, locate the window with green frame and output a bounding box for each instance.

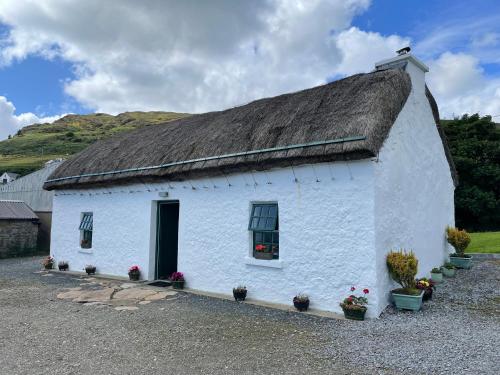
[79,212,93,249]
[249,203,279,259]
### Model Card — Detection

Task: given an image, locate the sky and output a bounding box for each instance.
[0,0,499,140]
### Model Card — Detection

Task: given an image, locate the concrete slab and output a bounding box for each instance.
[72,287,115,303]
[113,288,157,300]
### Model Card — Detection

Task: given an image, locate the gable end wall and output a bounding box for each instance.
[374,80,455,314]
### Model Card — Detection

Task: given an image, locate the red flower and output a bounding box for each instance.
[255,244,267,252]
[347,296,353,302]
[363,288,369,294]
[350,286,355,291]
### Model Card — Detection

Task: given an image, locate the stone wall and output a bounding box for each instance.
[0,220,40,258]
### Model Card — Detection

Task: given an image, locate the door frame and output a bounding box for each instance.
[154,200,180,280]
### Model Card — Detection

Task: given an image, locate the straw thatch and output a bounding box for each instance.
[44,68,455,190]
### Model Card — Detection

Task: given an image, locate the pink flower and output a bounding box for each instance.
[363,288,369,294]
[350,286,356,291]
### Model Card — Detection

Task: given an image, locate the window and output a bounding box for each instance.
[249,203,279,260]
[79,212,93,249]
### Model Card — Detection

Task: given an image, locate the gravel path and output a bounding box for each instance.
[0,256,498,375]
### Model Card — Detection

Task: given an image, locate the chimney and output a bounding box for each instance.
[375,50,429,94]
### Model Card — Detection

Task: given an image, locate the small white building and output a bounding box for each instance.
[45,54,457,317]
[1,172,19,185]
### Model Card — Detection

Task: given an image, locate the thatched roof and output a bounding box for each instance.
[44,68,456,190]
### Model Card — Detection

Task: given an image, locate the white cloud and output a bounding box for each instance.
[335,27,409,76]
[427,52,500,118]
[1,0,496,122]
[0,0,375,114]
[0,96,64,140]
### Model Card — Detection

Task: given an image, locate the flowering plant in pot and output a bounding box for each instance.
[58,261,69,271]
[41,256,54,270]
[446,226,472,269]
[339,286,369,320]
[254,244,273,260]
[430,267,443,283]
[233,286,247,301]
[386,249,424,311]
[416,278,435,301]
[85,265,96,275]
[441,262,456,277]
[293,294,309,312]
[128,265,140,281]
[170,272,185,289]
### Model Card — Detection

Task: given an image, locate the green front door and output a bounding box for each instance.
[156,201,179,280]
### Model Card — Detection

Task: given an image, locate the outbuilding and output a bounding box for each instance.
[0,200,39,258]
[45,53,457,317]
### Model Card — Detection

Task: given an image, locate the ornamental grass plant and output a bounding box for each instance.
[386,249,420,295]
[446,226,471,256]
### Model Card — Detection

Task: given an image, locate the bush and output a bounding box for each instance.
[446,226,471,255]
[386,249,418,290]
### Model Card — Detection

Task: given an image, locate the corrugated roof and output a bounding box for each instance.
[0,200,39,220]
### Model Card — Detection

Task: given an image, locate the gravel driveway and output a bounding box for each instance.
[0,257,498,375]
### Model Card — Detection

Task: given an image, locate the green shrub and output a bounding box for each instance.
[386,249,418,290]
[446,226,471,255]
[431,267,442,273]
[443,262,456,270]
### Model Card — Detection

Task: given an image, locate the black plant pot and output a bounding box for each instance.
[85,268,96,276]
[58,265,68,271]
[422,288,433,301]
[129,272,140,281]
[233,289,247,301]
[293,299,309,312]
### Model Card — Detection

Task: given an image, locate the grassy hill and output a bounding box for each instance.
[0,111,188,175]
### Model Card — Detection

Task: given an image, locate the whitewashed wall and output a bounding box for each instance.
[51,160,379,316]
[374,66,455,314]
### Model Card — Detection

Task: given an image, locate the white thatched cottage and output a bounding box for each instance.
[45,53,456,317]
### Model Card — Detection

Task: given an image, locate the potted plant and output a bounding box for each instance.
[85,265,96,275]
[386,249,424,311]
[58,261,69,271]
[430,267,443,283]
[254,244,273,260]
[128,265,141,281]
[416,278,435,301]
[293,294,310,312]
[80,239,91,249]
[233,286,247,301]
[170,272,185,289]
[441,262,456,277]
[339,286,369,320]
[41,256,54,270]
[446,226,472,269]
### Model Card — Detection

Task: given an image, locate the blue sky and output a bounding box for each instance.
[0,0,499,140]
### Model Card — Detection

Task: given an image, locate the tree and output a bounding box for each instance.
[441,114,500,231]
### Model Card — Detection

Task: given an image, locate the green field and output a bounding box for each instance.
[467,232,500,253]
[0,111,187,175]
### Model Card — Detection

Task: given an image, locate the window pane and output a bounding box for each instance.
[255,231,263,242]
[254,205,262,216]
[264,232,273,243]
[268,205,277,217]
